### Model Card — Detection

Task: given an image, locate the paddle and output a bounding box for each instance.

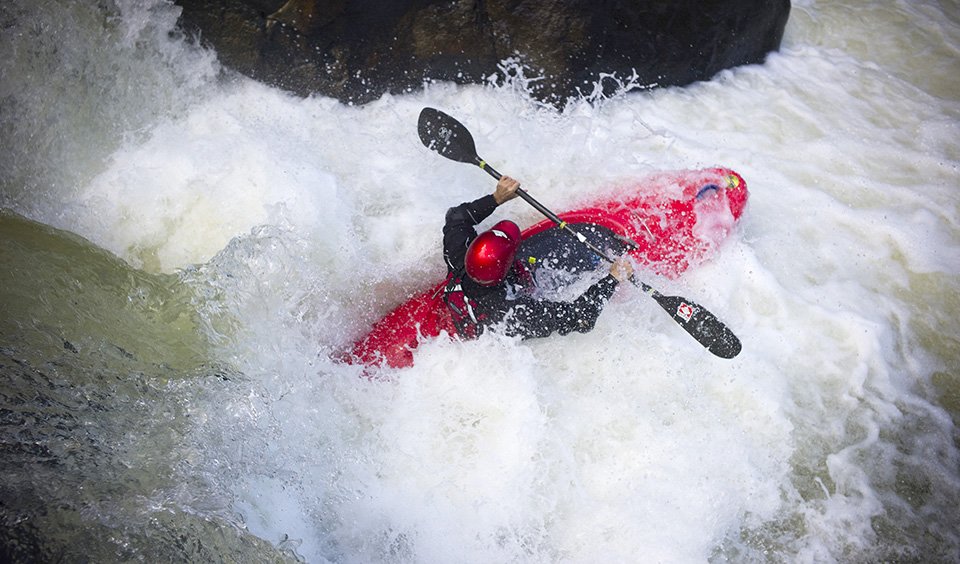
[417,107,742,359]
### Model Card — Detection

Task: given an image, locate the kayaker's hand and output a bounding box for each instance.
[610,258,634,282]
[493,176,520,205]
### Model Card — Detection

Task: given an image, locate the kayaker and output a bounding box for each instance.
[442,175,634,338]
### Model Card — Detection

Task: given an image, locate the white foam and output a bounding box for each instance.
[3,0,959,561]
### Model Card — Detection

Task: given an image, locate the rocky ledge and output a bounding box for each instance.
[175,0,790,106]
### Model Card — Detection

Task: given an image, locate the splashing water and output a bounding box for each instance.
[1,0,958,562]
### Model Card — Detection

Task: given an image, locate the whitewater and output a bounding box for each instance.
[1,0,958,562]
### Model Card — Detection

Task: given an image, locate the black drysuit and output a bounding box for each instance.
[442,194,619,339]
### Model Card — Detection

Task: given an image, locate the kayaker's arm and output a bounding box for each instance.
[492,175,520,204]
[442,195,497,272]
[442,176,521,273]
[609,257,634,281]
[498,274,621,339]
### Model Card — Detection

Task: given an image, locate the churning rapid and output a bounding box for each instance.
[1,0,958,562]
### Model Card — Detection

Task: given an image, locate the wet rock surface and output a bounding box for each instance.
[177,0,790,106]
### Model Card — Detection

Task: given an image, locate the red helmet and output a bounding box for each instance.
[465,220,521,286]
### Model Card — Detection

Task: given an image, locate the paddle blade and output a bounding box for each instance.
[652,293,742,359]
[418,108,480,164]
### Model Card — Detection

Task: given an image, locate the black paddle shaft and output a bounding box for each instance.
[416,108,619,264]
[416,107,742,359]
[472,157,624,266]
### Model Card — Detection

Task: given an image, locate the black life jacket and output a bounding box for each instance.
[442,270,484,339]
[442,259,537,339]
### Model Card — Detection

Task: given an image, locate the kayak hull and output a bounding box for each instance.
[348,167,748,368]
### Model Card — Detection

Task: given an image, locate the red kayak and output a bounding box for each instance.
[347,167,748,368]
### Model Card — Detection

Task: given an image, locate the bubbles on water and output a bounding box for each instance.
[2,0,959,561]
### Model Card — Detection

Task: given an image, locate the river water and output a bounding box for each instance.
[1,0,958,562]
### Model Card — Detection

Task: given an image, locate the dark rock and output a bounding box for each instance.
[175,0,790,107]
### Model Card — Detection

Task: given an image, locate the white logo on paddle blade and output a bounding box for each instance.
[677,302,695,322]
